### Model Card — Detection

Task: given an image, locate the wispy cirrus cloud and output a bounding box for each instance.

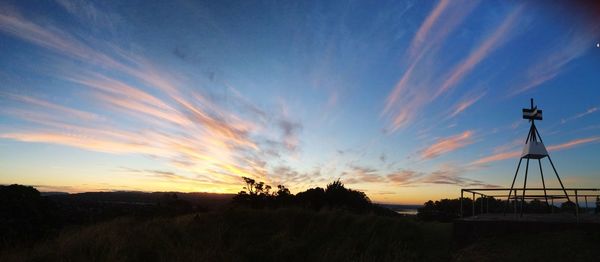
[435,6,523,97]
[447,92,486,119]
[386,170,421,184]
[561,107,598,124]
[509,26,599,96]
[382,1,478,129]
[547,136,600,151]
[470,136,600,166]
[343,165,385,184]
[382,3,522,132]
[383,165,498,188]
[419,169,497,188]
[0,8,305,190]
[421,130,474,159]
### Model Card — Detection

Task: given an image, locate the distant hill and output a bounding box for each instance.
[379,204,422,211]
[46,191,234,209]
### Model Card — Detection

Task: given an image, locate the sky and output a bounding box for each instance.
[0,0,599,204]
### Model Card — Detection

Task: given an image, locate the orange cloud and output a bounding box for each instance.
[547,137,600,151]
[0,10,284,188]
[421,131,474,159]
[471,136,600,165]
[469,150,521,166]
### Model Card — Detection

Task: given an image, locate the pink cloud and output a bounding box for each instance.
[421,130,474,159]
[407,0,450,58]
[547,137,600,151]
[447,92,485,119]
[471,136,600,165]
[382,1,478,132]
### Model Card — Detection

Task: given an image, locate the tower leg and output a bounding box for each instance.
[547,155,571,203]
[538,159,549,210]
[505,158,523,215]
[521,158,530,217]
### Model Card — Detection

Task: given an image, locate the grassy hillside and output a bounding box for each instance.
[454,230,600,262]
[0,208,452,262]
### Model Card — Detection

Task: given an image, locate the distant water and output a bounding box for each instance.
[395,209,418,215]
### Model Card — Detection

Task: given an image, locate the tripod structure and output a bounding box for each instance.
[505,99,571,216]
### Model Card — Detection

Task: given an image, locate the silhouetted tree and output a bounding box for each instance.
[560,200,576,213]
[0,184,60,245]
[527,199,550,213]
[418,198,470,222]
[242,177,256,195]
[232,177,394,215]
[296,187,325,210]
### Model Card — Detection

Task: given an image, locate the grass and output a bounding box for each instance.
[7,207,595,261]
[0,208,452,262]
[453,230,600,262]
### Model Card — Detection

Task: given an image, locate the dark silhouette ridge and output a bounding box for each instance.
[0,185,60,246]
[417,197,584,222]
[232,178,397,216]
[0,184,234,248]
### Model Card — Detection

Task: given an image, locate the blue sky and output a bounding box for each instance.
[0,0,599,204]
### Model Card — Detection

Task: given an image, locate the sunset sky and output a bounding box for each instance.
[1,0,599,204]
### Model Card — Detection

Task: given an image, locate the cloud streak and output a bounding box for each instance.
[447,92,485,119]
[382,3,520,132]
[421,131,474,159]
[509,26,599,95]
[0,8,305,190]
[436,6,523,97]
[561,107,598,124]
[470,136,600,165]
[382,1,478,123]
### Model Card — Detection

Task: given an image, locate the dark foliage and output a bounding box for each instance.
[560,200,577,212]
[418,197,569,222]
[0,185,60,246]
[0,209,452,262]
[0,185,233,248]
[232,178,397,216]
[418,198,470,222]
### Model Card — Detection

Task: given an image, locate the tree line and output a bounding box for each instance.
[232,177,396,216]
[417,196,600,222]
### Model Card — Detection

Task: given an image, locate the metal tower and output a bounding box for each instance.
[505,98,571,216]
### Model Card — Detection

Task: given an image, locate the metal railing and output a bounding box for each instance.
[459,188,600,221]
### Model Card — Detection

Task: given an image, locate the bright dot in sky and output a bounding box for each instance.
[597,43,600,48]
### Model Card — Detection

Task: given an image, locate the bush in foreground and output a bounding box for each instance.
[0,208,452,262]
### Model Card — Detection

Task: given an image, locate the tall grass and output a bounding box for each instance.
[0,208,451,262]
